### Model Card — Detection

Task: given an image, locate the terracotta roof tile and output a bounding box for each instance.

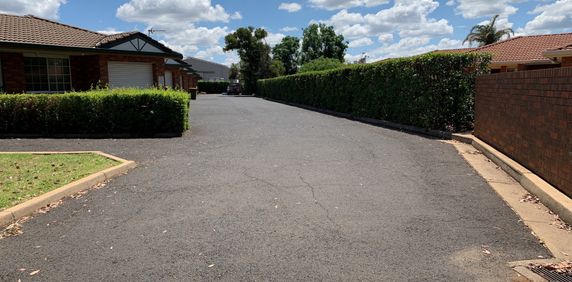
[430,48,475,54]
[470,33,572,63]
[96,31,139,46]
[0,13,105,48]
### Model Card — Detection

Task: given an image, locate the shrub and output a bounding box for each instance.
[0,88,189,136]
[298,57,344,73]
[258,53,491,132]
[198,81,230,93]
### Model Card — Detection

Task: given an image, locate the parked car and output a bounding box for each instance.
[227,82,242,95]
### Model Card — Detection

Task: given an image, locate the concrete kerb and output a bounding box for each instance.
[453,134,572,225]
[0,151,136,228]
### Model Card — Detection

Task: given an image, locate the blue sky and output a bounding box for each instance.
[1,0,572,65]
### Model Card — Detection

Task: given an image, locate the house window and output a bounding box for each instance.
[24,57,71,92]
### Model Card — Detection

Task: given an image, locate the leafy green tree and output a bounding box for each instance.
[463,15,514,47]
[272,36,300,75]
[224,27,274,95]
[229,63,240,80]
[270,59,286,77]
[301,23,348,64]
[299,57,344,73]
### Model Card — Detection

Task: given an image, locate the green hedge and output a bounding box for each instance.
[0,89,189,136]
[258,53,491,132]
[198,81,229,93]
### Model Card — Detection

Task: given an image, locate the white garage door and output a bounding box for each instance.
[108,61,153,88]
[164,71,173,88]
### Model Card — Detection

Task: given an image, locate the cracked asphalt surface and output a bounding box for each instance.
[0,95,550,281]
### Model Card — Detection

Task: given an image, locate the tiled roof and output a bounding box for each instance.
[0,13,178,57]
[96,31,139,46]
[430,48,475,54]
[0,14,105,48]
[547,43,572,51]
[470,33,572,63]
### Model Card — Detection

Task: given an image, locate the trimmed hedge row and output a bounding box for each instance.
[258,53,491,132]
[198,81,229,93]
[0,89,189,136]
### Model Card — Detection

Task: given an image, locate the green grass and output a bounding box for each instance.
[0,153,119,210]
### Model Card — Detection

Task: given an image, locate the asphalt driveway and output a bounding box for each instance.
[0,95,549,281]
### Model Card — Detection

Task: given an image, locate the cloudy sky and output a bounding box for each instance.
[1,0,571,65]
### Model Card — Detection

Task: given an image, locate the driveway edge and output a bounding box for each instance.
[452,134,572,225]
[263,97,453,139]
[0,151,136,228]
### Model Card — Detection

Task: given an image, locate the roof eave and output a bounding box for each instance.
[0,41,182,59]
[543,49,572,58]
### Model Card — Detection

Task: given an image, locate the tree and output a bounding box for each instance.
[229,63,240,80]
[299,57,344,73]
[463,15,514,47]
[272,36,300,75]
[224,27,274,95]
[301,23,348,64]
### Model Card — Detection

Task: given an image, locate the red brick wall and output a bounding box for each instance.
[474,67,572,197]
[0,53,26,93]
[563,57,572,67]
[98,54,165,86]
[70,55,101,91]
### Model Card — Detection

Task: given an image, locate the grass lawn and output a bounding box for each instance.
[0,153,119,210]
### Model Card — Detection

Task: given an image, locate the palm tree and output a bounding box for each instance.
[463,15,514,47]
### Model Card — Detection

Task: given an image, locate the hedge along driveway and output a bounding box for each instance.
[258,53,491,132]
[0,88,189,137]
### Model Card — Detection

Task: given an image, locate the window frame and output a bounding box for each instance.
[23,55,72,93]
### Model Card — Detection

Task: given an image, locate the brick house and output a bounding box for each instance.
[469,33,572,73]
[432,33,572,73]
[543,44,572,68]
[0,13,197,93]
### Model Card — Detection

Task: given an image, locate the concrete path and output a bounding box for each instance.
[0,95,549,281]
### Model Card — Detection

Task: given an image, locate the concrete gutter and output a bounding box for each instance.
[0,151,136,228]
[453,134,572,226]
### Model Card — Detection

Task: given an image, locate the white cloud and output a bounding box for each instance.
[377,33,393,43]
[281,26,299,32]
[0,0,66,19]
[348,37,374,47]
[97,28,125,35]
[325,0,453,40]
[230,11,242,20]
[452,0,520,29]
[367,37,463,61]
[195,45,224,60]
[265,32,286,46]
[278,2,302,12]
[309,0,389,10]
[117,0,235,24]
[453,0,519,19]
[519,0,572,34]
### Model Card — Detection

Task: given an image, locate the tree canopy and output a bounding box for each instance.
[301,23,348,64]
[463,15,514,47]
[224,27,275,95]
[272,36,300,75]
[299,57,345,73]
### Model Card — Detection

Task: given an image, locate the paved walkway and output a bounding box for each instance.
[0,96,549,281]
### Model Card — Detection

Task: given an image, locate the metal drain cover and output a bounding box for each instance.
[531,267,572,282]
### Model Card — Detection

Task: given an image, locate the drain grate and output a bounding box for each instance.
[531,267,572,282]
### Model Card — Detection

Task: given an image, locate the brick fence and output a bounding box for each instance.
[474,67,572,198]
